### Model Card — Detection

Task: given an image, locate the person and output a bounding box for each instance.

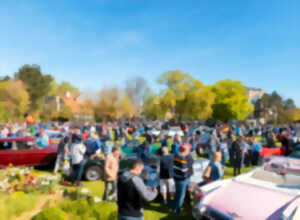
[159,146,175,205]
[232,136,243,176]
[207,132,219,160]
[145,129,153,144]
[251,137,262,166]
[54,136,70,173]
[172,144,192,216]
[203,152,224,182]
[36,130,49,149]
[70,134,86,187]
[117,159,157,220]
[160,134,169,148]
[220,138,228,166]
[84,133,102,159]
[103,147,121,201]
[137,141,151,164]
[171,134,181,155]
[266,132,276,148]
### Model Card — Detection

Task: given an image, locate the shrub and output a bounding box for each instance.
[32,207,67,220]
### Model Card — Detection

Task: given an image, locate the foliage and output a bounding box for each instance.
[15,64,54,111]
[0,191,39,220]
[0,79,30,122]
[212,79,254,121]
[32,207,67,220]
[255,91,297,123]
[155,70,216,120]
[94,87,135,121]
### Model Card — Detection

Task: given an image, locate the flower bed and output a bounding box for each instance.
[0,166,60,194]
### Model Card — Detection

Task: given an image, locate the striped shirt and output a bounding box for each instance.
[173,154,189,180]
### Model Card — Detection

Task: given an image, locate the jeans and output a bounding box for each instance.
[103,181,117,201]
[221,152,228,166]
[118,214,143,220]
[71,160,85,183]
[172,178,190,214]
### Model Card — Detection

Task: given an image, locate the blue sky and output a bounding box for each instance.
[0,0,299,105]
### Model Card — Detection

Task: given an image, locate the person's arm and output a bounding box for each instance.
[132,176,157,202]
[104,157,113,179]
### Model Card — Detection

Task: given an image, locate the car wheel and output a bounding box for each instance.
[85,165,103,181]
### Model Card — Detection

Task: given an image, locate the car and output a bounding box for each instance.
[0,137,58,167]
[83,154,159,187]
[193,167,300,220]
[46,130,67,146]
[168,126,184,138]
[264,156,300,176]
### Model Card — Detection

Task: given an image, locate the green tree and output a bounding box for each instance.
[15,64,54,110]
[212,79,254,121]
[0,80,30,121]
[156,70,215,120]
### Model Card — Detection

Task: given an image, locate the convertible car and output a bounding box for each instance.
[193,167,300,220]
[0,137,57,167]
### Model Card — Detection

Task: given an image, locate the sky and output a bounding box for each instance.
[0,0,299,105]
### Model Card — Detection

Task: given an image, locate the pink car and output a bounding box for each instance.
[193,168,300,220]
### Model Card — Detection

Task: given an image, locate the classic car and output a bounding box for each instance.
[0,137,57,167]
[193,167,300,220]
[45,130,67,146]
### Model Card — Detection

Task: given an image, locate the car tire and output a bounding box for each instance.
[85,165,103,181]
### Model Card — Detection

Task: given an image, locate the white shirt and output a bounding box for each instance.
[71,143,86,164]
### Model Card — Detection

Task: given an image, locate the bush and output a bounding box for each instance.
[32,207,67,220]
[0,191,39,220]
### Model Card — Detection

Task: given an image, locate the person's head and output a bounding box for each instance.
[213,152,222,162]
[173,134,179,143]
[112,146,121,158]
[179,143,190,156]
[130,158,144,175]
[63,136,70,143]
[161,146,169,155]
[40,130,46,136]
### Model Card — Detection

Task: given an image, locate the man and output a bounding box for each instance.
[103,147,121,201]
[232,136,243,176]
[84,133,102,159]
[145,129,153,144]
[203,152,223,182]
[36,130,49,149]
[70,134,86,187]
[172,144,192,216]
[118,159,157,220]
[159,146,175,205]
[54,136,70,173]
[137,141,151,164]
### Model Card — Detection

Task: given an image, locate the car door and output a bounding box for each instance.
[0,141,19,166]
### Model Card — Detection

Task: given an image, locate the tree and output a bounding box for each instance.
[125,76,147,115]
[155,70,215,120]
[50,81,80,98]
[94,87,135,121]
[212,79,254,121]
[0,80,30,121]
[15,64,54,110]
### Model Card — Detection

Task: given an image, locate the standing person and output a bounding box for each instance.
[36,130,49,149]
[159,147,175,205]
[171,134,181,155]
[251,137,262,166]
[172,144,192,216]
[117,159,157,220]
[220,138,228,166]
[54,136,70,173]
[232,136,243,176]
[103,147,121,201]
[70,134,86,187]
[203,152,224,182]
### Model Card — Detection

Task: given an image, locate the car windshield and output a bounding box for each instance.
[251,170,300,187]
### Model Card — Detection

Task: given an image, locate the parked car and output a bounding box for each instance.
[193,167,300,220]
[46,130,67,146]
[168,126,184,138]
[0,137,57,167]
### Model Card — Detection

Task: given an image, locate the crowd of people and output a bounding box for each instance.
[1,119,300,219]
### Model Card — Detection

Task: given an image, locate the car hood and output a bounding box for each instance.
[202,179,299,220]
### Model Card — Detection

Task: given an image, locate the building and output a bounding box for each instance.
[247,88,264,105]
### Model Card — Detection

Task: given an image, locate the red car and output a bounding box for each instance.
[0,137,58,166]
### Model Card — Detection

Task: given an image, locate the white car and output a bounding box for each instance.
[168,126,184,138]
[193,167,300,220]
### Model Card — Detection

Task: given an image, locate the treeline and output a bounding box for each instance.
[0,65,298,123]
